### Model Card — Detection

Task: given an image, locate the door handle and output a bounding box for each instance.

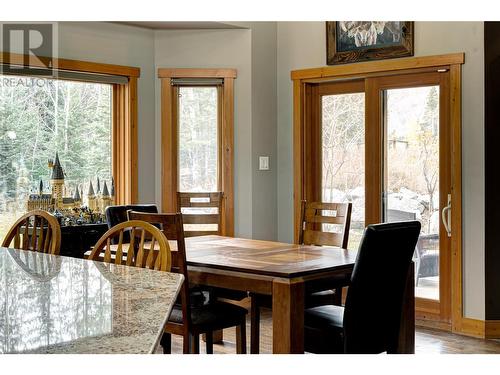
[441,193,451,237]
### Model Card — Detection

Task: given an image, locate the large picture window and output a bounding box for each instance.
[0,53,140,242]
[0,76,112,241]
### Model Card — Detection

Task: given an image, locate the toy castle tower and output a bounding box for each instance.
[49,152,65,208]
[87,181,98,212]
[101,181,113,212]
[73,185,82,204]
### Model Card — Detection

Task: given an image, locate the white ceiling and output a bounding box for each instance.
[114,21,244,30]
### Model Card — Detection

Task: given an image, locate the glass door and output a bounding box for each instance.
[306,81,366,251]
[302,66,459,328]
[384,85,440,300]
[373,72,452,324]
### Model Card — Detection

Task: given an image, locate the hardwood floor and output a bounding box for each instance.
[158,301,500,354]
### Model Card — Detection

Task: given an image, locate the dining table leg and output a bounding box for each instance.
[272,279,305,354]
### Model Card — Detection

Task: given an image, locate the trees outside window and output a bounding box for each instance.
[0,75,112,241]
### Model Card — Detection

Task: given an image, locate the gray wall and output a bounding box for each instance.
[276,21,485,319]
[58,22,157,204]
[153,24,278,240]
[239,22,278,240]
[153,29,254,237]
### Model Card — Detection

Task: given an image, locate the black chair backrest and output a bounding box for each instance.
[104,204,158,243]
[343,221,421,354]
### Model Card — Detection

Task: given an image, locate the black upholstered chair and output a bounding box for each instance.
[104,204,158,243]
[304,221,421,354]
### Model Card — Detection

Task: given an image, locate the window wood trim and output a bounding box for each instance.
[292,53,464,332]
[158,68,236,79]
[1,52,140,205]
[291,53,464,81]
[159,68,236,236]
[112,78,138,204]
[0,52,140,77]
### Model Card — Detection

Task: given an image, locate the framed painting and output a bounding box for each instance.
[326,21,414,65]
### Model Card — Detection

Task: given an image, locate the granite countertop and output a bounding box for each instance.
[0,247,183,354]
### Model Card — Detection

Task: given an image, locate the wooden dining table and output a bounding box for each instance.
[174,235,415,354]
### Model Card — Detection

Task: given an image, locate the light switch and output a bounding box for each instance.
[259,156,269,170]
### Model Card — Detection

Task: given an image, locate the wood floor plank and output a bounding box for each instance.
[158,301,500,354]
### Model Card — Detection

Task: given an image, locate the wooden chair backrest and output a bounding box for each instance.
[1,210,61,255]
[298,201,352,248]
[88,220,172,272]
[126,211,192,334]
[177,192,223,237]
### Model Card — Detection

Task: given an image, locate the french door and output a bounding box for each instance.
[304,70,453,326]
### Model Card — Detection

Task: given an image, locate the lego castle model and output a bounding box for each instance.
[26,152,114,216]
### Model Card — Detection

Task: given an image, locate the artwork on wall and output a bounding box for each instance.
[326,21,414,65]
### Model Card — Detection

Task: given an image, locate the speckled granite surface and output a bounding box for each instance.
[0,247,183,354]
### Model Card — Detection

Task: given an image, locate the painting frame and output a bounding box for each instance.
[326,21,414,65]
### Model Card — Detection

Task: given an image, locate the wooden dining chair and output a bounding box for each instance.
[299,200,352,249]
[178,191,248,321]
[304,221,420,353]
[1,209,61,255]
[250,200,353,353]
[88,220,172,272]
[127,211,248,354]
[301,200,353,305]
[176,192,223,237]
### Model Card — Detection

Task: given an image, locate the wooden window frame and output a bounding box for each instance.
[0,52,140,204]
[292,53,465,333]
[158,68,236,236]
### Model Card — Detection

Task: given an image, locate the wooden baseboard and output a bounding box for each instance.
[416,318,451,331]
[485,320,500,339]
[456,318,485,338]
[454,318,500,338]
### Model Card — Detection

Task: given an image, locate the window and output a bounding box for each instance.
[0,76,112,241]
[178,86,220,192]
[0,53,140,242]
[159,69,236,236]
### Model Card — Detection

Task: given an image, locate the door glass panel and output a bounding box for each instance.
[384,86,440,300]
[321,93,365,250]
[178,86,218,192]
